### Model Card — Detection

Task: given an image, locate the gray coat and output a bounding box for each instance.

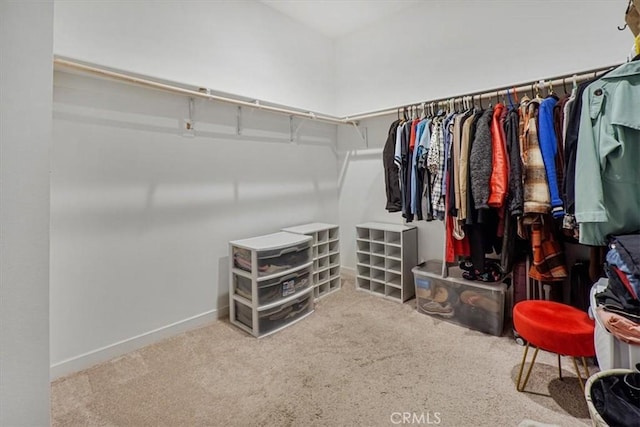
[469,108,494,210]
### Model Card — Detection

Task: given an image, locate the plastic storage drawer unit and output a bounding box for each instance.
[412,260,507,336]
[234,266,312,305]
[229,232,314,337]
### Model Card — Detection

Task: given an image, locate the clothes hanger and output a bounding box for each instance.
[512,87,520,106]
[547,80,556,98]
[532,81,543,102]
[618,0,633,30]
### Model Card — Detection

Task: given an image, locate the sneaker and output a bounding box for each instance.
[462,269,479,281]
[459,259,474,272]
[419,300,455,318]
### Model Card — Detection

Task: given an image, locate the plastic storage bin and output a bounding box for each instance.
[590,280,640,370]
[412,260,507,336]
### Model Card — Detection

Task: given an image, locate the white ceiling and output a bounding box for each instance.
[261,0,423,39]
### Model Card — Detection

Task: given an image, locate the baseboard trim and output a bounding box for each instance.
[50,306,229,380]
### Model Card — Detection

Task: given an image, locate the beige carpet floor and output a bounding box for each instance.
[52,277,595,426]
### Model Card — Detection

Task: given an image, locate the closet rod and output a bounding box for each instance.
[53,57,354,126]
[343,63,622,122]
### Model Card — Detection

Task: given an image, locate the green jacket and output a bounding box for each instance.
[575,61,640,245]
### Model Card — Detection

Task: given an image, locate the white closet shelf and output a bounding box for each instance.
[55,57,619,127]
[281,223,341,301]
[355,222,417,304]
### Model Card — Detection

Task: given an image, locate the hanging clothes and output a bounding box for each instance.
[575,61,640,245]
[504,107,524,216]
[428,120,446,220]
[401,122,413,221]
[458,111,477,222]
[417,120,434,221]
[378,69,640,283]
[488,103,509,208]
[383,119,403,212]
[538,96,565,218]
[469,108,494,210]
[528,216,568,282]
[522,98,551,216]
[553,95,569,197]
[413,118,429,220]
[563,74,607,216]
[394,121,406,216]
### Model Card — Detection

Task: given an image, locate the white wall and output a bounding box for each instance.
[337,117,445,272]
[334,0,630,116]
[53,0,335,113]
[0,0,53,424]
[50,71,339,377]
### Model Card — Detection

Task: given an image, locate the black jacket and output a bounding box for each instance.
[505,108,524,216]
[383,119,402,212]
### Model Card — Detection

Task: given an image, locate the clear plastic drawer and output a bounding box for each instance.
[233,241,311,276]
[234,267,312,305]
[234,292,313,336]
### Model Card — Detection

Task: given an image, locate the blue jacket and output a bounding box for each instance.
[538,97,564,218]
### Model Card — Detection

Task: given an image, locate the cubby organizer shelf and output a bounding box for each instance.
[229,232,314,337]
[355,222,417,303]
[281,223,341,300]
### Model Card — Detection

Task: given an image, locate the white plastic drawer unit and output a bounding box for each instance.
[233,290,314,337]
[234,266,312,306]
[229,232,314,337]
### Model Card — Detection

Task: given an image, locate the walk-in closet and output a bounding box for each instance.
[2,1,639,426]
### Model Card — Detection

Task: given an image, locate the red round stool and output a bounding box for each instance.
[513,300,595,392]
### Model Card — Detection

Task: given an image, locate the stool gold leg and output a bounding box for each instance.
[572,357,586,392]
[557,354,562,380]
[516,343,539,392]
[516,343,530,390]
[581,357,590,379]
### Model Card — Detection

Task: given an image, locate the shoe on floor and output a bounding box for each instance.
[419,300,455,318]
